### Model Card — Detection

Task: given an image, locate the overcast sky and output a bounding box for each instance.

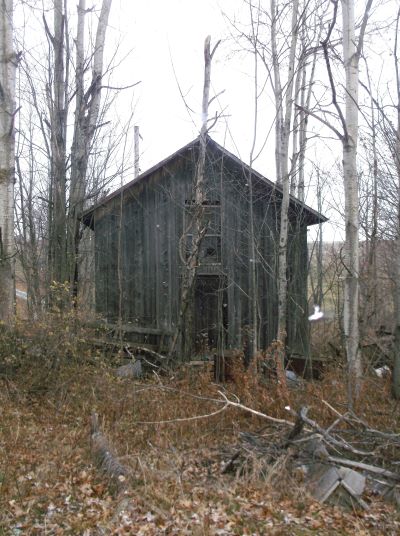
[105,0,346,241]
[108,0,274,173]
[15,0,398,242]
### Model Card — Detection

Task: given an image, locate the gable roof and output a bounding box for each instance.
[82,135,326,228]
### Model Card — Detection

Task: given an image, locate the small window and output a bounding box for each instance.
[184,206,221,234]
[183,205,221,265]
[184,235,221,264]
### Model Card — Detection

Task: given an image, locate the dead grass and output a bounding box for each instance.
[0,324,399,534]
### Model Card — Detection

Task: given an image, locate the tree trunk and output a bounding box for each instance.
[0,0,16,323]
[247,3,260,363]
[392,9,400,399]
[48,0,68,288]
[341,0,362,402]
[270,0,284,187]
[67,0,112,299]
[273,0,299,356]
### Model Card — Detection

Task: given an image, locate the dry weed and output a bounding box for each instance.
[0,320,399,533]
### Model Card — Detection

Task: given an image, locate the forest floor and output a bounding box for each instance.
[0,326,400,534]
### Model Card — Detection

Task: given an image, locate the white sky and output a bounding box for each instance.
[108,0,275,175]
[15,0,398,243]
[107,0,345,241]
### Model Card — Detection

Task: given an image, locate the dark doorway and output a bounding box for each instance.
[193,275,227,354]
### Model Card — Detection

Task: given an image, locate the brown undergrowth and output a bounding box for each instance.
[0,323,399,534]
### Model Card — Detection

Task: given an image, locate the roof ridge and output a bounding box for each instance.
[82,135,326,226]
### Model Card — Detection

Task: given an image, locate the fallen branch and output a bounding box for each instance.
[285,406,375,456]
[218,391,294,427]
[135,403,229,425]
[132,346,167,361]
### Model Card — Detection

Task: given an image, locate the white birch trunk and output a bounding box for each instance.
[297,21,320,202]
[247,3,260,362]
[270,0,284,186]
[393,11,400,399]
[273,0,299,353]
[341,0,362,401]
[0,0,16,323]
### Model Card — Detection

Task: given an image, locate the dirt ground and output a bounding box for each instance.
[0,355,400,535]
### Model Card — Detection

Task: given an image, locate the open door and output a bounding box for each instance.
[193,275,227,355]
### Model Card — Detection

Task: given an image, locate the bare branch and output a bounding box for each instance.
[218,391,294,426]
[135,403,229,425]
[295,103,343,140]
[356,0,374,58]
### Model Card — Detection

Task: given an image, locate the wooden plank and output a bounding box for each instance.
[328,456,400,482]
[154,188,161,329]
[104,323,173,336]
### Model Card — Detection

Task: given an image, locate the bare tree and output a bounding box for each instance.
[170,35,220,358]
[231,0,326,361]
[0,0,16,323]
[392,7,400,399]
[271,0,300,357]
[14,0,114,308]
[314,0,372,403]
[340,0,372,402]
[67,0,112,298]
[47,0,68,286]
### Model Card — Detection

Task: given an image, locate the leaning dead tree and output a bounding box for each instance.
[0,0,16,323]
[169,35,220,358]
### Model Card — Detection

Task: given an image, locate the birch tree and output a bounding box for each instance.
[349,7,400,397]
[232,0,325,360]
[340,0,372,402]
[316,0,372,402]
[392,7,400,399]
[272,0,299,356]
[0,0,16,323]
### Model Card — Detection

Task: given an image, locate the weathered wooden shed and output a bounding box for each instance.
[82,136,325,359]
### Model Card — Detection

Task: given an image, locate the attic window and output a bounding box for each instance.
[184,205,221,265]
[185,235,221,263]
[185,199,220,206]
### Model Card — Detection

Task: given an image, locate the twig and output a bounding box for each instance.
[348,411,400,440]
[285,407,375,456]
[218,391,294,427]
[134,346,167,361]
[321,399,355,432]
[135,403,229,425]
